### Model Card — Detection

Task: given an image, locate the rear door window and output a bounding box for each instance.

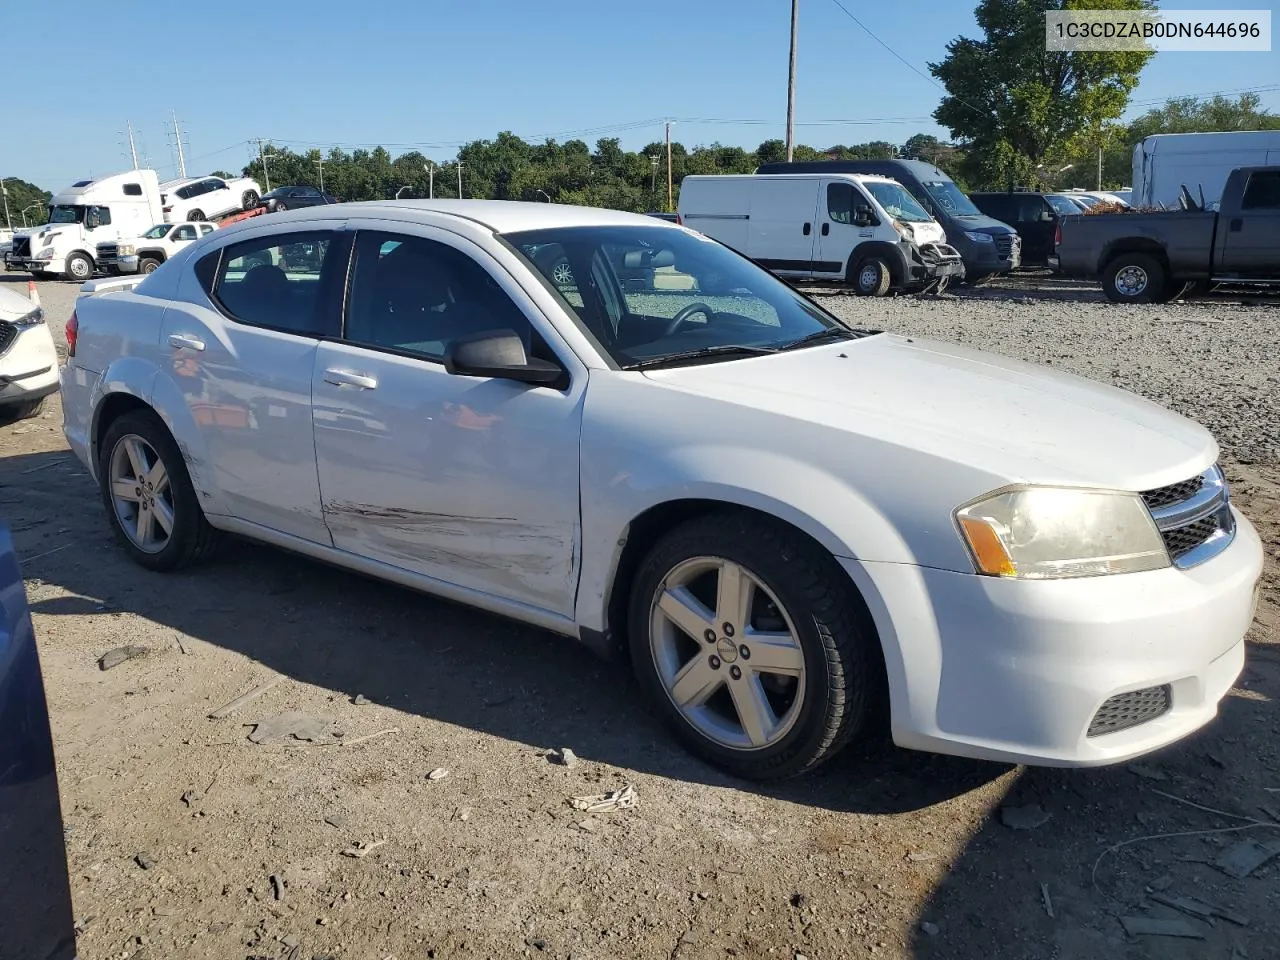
[208,231,338,336]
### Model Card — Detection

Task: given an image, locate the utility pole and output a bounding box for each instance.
[786,0,798,162]
[665,121,673,212]
[425,162,434,199]
[255,139,272,192]
[315,156,325,193]
[457,161,464,199]
[1,179,11,231]
[1097,144,1103,190]
[171,110,188,179]
[127,120,140,170]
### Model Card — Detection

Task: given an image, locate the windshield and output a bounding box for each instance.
[863,182,933,222]
[505,225,875,367]
[921,179,983,217]
[1045,195,1082,216]
[143,224,172,239]
[47,205,84,225]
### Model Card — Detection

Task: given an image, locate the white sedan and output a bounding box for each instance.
[59,201,1262,779]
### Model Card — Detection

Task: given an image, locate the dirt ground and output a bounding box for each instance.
[3,272,1277,960]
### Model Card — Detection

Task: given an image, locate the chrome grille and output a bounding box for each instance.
[1141,465,1234,569]
[1088,684,1171,737]
[1142,476,1204,510]
[0,322,15,354]
[97,243,119,259]
[994,235,1013,257]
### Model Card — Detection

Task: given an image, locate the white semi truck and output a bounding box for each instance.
[4,170,162,280]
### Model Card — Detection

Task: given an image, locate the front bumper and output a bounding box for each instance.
[843,506,1262,766]
[4,258,56,274]
[97,254,139,273]
[904,242,966,286]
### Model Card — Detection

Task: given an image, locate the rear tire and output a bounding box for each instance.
[188,209,205,222]
[0,397,46,424]
[852,257,892,297]
[138,257,162,275]
[1102,252,1165,303]
[98,409,220,571]
[628,512,884,781]
[242,190,259,210]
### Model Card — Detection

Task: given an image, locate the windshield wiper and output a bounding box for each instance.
[778,327,858,351]
[624,344,780,371]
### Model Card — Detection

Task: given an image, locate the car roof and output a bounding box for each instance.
[217,199,665,235]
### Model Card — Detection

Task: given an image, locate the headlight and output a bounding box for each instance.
[117,243,136,256]
[891,220,913,239]
[11,306,45,327]
[964,231,995,243]
[36,248,55,260]
[955,486,1168,579]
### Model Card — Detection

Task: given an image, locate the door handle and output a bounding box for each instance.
[1229,217,1243,232]
[821,222,830,236]
[167,333,205,351]
[323,368,378,389]
[802,222,811,236]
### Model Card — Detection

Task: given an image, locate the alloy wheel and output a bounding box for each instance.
[649,556,806,751]
[108,434,175,554]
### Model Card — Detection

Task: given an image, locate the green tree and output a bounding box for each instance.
[2,178,52,228]
[931,0,1155,189]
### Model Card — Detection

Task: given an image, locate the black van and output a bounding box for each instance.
[968,191,1074,266]
[755,159,1021,282]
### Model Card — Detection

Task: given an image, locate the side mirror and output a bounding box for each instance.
[443,329,566,387]
[853,206,875,227]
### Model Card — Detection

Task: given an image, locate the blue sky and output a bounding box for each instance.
[5,0,1278,189]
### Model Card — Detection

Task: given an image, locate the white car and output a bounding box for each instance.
[0,283,59,422]
[160,175,261,223]
[59,202,1263,780]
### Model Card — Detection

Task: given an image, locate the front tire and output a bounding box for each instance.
[66,252,94,282]
[188,209,205,222]
[138,257,162,275]
[98,410,220,571]
[852,257,892,296]
[273,200,288,212]
[1102,253,1165,303]
[628,512,883,780]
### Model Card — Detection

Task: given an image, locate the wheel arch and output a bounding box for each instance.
[91,373,221,512]
[847,241,906,286]
[137,248,167,263]
[1098,239,1169,277]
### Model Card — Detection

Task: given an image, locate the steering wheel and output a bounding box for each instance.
[663,302,716,337]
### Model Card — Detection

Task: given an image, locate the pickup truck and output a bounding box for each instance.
[96,221,217,275]
[1054,166,1280,303]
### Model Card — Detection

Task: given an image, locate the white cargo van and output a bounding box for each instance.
[4,170,163,281]
[678,173,964,295]
[1133,131,1280,210]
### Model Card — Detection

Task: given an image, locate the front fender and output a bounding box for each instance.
[577,444,913,635]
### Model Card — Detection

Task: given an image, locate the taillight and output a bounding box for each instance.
[1054,223,1062,247]
[65,309,78,358]
[676,213,684,225]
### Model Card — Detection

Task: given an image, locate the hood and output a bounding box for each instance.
[947,214,1016,236]
[644,334,1215,492]
[0,284,40,322]
[904,219,946,245]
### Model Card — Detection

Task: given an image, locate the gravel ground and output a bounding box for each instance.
[2,271,1277,960]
